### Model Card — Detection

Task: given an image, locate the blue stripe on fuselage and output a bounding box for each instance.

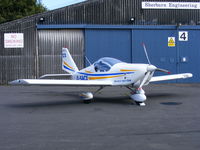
[78,72,134,76]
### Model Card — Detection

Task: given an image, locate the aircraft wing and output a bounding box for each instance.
[9,79,113,86]
[150,73,193,82]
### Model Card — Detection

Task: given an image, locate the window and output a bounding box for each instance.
[94,57,122,72]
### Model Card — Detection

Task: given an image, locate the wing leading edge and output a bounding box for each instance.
[9,79,113,86]
[150,73,193,82]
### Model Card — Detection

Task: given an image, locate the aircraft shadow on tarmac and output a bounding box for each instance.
[6,91,181,108]
[7,96,132,108]
[147,93,179,99]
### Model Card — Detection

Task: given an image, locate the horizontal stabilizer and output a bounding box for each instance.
[9,79,113,86]
[150,73,193,82]
[39,74,72,79]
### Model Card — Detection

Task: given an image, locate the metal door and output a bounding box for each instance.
[178,30,200,83]
[132,29,177,82]
[85,29,132,65]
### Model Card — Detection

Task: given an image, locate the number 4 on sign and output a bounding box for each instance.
[179,31,188,41]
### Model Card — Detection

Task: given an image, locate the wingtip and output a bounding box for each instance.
[188,73,193,78]
[9,79,20,85]
[182,73,193,79]
[9,79,28,85]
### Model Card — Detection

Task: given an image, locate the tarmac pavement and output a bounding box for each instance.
[0,84,200,150]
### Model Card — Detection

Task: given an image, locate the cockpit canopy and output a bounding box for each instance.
[94,57,123,72]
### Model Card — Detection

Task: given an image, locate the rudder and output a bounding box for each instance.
[62,47,79,74]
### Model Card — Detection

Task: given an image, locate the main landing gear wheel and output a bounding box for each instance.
[83,100,92,104]
[80,87,104,104]
[80,92,93,104]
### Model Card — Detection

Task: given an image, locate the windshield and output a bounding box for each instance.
[94,57,122,72]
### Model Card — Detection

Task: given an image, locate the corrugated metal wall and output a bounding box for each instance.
[1,0,197,27]
[0,19,37,85]
[37,0,200,25]
[0,21,84,84]
[38,29,84,76]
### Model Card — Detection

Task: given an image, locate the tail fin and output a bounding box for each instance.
[62,47,79,74]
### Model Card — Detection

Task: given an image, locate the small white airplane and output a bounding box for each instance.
[10,44,192,106]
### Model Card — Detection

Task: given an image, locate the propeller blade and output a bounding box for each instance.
[139,72,151,88]
[156,68,171,74]
[142,43,151,65]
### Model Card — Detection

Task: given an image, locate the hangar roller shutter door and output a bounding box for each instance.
[38,29,84,77]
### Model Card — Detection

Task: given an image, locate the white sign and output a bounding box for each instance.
[142,2,200,9]
[4,33,24,48]
[179,31,188,41]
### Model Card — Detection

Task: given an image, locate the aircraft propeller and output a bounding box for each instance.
[156,68,170,74]
[138,43,171,89]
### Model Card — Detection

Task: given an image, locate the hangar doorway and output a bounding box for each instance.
[85,29,132,65]
[37,29,84,77]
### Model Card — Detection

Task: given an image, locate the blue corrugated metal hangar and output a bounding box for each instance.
[0,0,200,84]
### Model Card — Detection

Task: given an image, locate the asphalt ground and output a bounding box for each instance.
[0,84,200,150]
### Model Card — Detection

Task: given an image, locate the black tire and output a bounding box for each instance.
[83,100,92,104]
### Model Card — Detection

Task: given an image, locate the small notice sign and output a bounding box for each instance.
[168,37,175,47]
[179,31,188,41]
[4,33,24,48]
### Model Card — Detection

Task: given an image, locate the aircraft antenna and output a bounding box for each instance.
[85,56,92,65]
[142,43,151,65]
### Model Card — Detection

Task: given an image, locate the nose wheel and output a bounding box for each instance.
[127,87,147,106]
[135,101,146,106]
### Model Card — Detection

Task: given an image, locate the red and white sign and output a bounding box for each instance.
[4,33,24,48]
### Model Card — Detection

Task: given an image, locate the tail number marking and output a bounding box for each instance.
[77,76,88,80]
[62,53,66,58]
